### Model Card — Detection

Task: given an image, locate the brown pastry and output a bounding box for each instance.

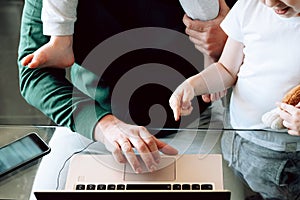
[282,85,300,106]
[262,84,300,129]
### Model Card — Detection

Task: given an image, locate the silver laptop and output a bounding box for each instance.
[35,153,231,200]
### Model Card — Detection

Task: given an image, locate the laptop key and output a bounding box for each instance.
[107,184,116,190]
[75,184,85,190]
[182,184,191,190]
[173,184,181,190]
[126,184,172,190]
[86,184,96,190]
[117,184,125,190]
[97,184,106,190]
[201,184,213,190]
[192,184,200,190]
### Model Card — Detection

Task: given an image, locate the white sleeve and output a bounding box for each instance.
[41,0,78,36]
[220,0,246,43]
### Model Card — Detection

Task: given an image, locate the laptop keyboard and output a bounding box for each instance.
[75,183,214,191]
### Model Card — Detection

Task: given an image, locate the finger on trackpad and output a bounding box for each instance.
[123,156,176,181]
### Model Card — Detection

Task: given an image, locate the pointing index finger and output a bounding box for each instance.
[169,94,181,121]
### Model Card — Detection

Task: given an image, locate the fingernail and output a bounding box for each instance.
[155,158,160,164]
[174,114,178,121]
[149,165,157,172]
[135,167,142,174]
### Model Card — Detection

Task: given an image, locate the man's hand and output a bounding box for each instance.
[94,115,178,173]
[183,0,230,62]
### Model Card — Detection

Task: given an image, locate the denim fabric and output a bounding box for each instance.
[221,131,300,200]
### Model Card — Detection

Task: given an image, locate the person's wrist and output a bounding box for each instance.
[93,114,116,142]
[186,77,197,95]
[186,73,208,96]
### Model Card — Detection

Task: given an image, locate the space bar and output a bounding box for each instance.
[126,184,172,190]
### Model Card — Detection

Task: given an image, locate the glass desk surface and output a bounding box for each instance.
[0,125,55,200]
[0,125,276,200]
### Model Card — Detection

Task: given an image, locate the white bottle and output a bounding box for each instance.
[179,0,219,21]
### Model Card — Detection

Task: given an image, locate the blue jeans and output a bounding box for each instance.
[221,131,300,200]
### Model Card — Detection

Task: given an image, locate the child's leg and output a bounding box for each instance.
[21,35,75,69]
[221,132,300,199]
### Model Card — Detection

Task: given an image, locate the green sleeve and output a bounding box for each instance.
[17,0,111,139]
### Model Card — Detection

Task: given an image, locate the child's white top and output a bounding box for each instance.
[42,0,78,36]
[221,0,300,150]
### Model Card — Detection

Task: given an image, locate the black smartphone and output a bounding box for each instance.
[0,132,51,177]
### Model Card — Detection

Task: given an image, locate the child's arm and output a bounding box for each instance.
[169,37,244,121]
[181,0,233,103]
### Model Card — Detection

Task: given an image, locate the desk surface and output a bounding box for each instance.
[0,125,256,200]
[0,125,55,200]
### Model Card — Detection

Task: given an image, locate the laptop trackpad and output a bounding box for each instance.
[123,156,176,181]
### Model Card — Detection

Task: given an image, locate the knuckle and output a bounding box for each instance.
[185,21,193,29]
[139,126,147,132]
[144,138,155,147]
[135,142,148,152]
[185,27,190,34]
[122,143,132,153]
[111,146,121,155]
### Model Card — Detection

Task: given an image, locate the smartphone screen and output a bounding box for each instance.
[0,132,51,177]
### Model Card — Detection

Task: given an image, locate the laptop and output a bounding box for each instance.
[35,153,231,200]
